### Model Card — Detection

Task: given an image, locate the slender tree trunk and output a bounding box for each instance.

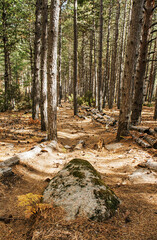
[29,27,34,82]
[73,0,78,115]
[32,0,42,120]
[58,6,62,105]
[47,0,60,141]
[154,86,157,120]
[81,32,85,97]
[98,0,103,112]
[131,0,154,125]
[40,0,48,131]
[109,0,120,109]
[89,31,93,94]
[2,0,10,111]
[117,0,144,140]
[147,40,157,103]
[117,0,127,109]
[103,0,112,108]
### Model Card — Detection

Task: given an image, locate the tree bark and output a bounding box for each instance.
[147,40,157,103]
[117,0,144,140]
[40,0,48,131]
[58,6,62,105]
[47,0,60,141]
[154,86,157,120]
[32,0,42,120]
[131,0,154,125]
[109,0,120,109]
[98,0,103,112]
[73,0,78,115]
[103,0,112,108]
[117,0,127,109]
[2,0,10,111]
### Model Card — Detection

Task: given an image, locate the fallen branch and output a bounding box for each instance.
[143,135,157,149]
[130,125,150,133]
[131,133,152,148]
[0,141,57,168]
[138,160,157,172]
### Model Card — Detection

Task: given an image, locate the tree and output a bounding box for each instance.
[1,0,10,111]
[58,6,62,105]
[47,0,60,140]
[73,0,78,115]
[117,0,145,140]
[131,0,155,125]
[154,86,157,120]
[40,0,48,131]
[32,0,42,120]
[109,0,120,109]
[103,0,112,108]
[98,0,103,112]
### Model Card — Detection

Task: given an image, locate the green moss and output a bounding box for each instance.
[91,178,105,186]
[94,189,120,212]
[72,170,85,179]
[65,159,101,178]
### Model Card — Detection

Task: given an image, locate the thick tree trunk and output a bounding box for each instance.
[131,0,154,125]
[117,0,144,140]
[32,0,42,120]
[47,0,60,141]
[98,0,103,112]
[73,0,78,115]
[109,0,120,109]
[40,0,48,131]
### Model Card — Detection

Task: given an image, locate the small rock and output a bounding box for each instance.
[64,145,71,149]
[105,143,123,151]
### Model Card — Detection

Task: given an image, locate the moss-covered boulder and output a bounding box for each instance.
[43,159,120,221]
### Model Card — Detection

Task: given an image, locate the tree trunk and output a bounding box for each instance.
[40,0,48,131]
[131,0,154,125]
[47,0,60,141]
[147,40,157,103]
[58,6,62,105]
[98,0,103,112]
[32,0,42,120]
[89,31,93,94]
[117,0,144,140]
[117,0,127,109]
[154,86,157,120]
[103,0,112,108]
[73,0,78,115]
[109,0,120,109]
[2,0,10,111]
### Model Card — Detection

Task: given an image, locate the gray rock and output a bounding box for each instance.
[43,159,120,221]
[105,143,123,151]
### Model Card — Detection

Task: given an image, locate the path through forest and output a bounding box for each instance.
[0,102,157,240]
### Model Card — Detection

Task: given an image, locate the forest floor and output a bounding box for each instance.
[0,102,157,240]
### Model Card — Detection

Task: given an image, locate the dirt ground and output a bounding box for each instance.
[0,102,157,240]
